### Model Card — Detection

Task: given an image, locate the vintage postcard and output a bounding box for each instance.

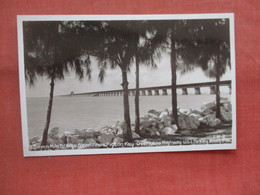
[17,14,236,157]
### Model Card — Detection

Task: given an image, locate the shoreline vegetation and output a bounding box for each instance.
[29,97,232,151]
[24,19,232,146]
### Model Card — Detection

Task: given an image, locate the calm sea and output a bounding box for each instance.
[26,93,231,139]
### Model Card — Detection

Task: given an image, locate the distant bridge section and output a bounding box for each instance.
[71,80,231,96]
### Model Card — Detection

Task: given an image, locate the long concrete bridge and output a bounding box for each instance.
[71,80,231,96]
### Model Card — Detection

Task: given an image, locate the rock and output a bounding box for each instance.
[97,134,116,144]
[147,113,158,119]
[158,122,164,130]
[204,113,216,121]
[64,131,73,137]
[115,121,125,135]
[198,117,208,125]
[189,113,201,119]
[159,110,169,119]
[49,127,59,139]
[30,136,42,145]
[99,126,117,135]
[161,116,172,127]
[222,102,232,112]
[171,125,178,131]
[155,131,161,136]
[115,121,127,131]
[178,108,190,114]
[160,127,177,136]
[112,137,124,144]
[185,115,200,129]
[148,109,161,117]
[116,128,124,136]
[62,131,81,144]
[151,121,157,127]
[201,108,214,116]
[63,131,72,144]
[191,109,202,115]
[215,118,221,125]
[47,137,64,145]
[207,117,222,127]
[178,114,200,130]
[140,118,153,128]
[147,126,161,137]
[66,135,80,144]
[201,113,219,127]
[201,102,216,111]
[168,108,172,116]
[149,129,158,136]
[140,127,148,135]
[208,119,217,127]
[178,116,187,129]
[74,129,100,139]
[131,131,140,139]
[220,107,232,122]
[60,134,67,144]
[84,138,97,144]
[220,97,229,103]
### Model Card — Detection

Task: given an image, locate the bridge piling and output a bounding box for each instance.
[195,87,201,95]
[210,86,216,94]
[141,90,146,96]
[154,89,159,95]
[182,88,188,95]
[148,90,152,96]
[162,89,167,95]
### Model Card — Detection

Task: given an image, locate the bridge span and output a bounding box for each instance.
[71,80,231,97]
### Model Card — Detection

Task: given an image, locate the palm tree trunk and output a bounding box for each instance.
[170,28,179,129]
[41,76,55,146]
[135,58,140,134]
[215,65,221,119]
[121,69,133,142]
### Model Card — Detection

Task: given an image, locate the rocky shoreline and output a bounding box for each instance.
[29,98,232,151]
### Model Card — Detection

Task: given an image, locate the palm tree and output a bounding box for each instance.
[94,21,160,137]
[134,40,159,134]
[126,21,160,134]
[146,19,227,130]
[95,21,136,142]
[147,20,193,129]
[196,19,231,119]
[24,21,92,146]
[177,19,231,119]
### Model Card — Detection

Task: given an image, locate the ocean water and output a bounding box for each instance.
[26,93,231,139]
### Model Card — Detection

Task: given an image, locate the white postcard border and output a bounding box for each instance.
[17,13,236,157]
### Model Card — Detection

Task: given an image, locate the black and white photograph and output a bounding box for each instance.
[17,14,236,156]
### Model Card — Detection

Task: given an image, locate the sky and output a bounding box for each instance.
[26,53,232,97]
